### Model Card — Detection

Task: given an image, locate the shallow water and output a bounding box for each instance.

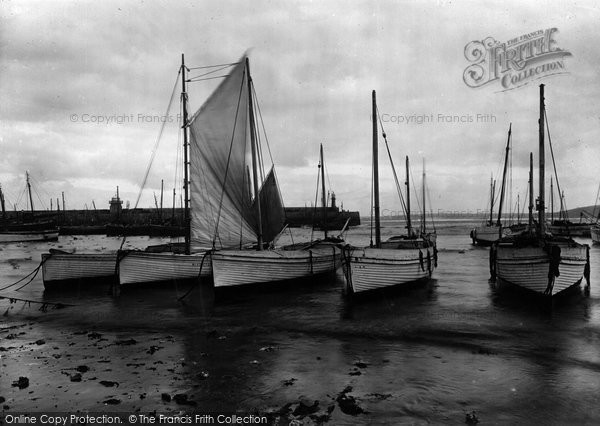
[1,221,599,424]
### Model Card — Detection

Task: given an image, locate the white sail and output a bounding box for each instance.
[188,56,284,251]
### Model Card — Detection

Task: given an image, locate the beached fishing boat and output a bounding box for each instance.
[209,72,342,288]
[491,85,590,298]
[116,54,216,287]
[42,250,117,290]
[546,177,591,237]
[591,224,600,244]
[42,56,216,289]
[0,173,59,244]
[470,126,513,246]
[342,90,436,295]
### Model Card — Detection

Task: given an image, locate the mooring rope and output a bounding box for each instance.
[0,256,50,292]
[0,256,75,312]
[177,250,212,301]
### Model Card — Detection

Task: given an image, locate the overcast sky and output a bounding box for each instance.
[1,0,599,217]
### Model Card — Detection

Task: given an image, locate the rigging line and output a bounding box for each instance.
[187,75,229,83]
[187,62,240,71]
[311,156,321,242]
[188,64,236,81]
[133,69,181,210]
[425,185,437,232]
[370,136,374,246]
[119,68,181,250]
[251,84,275,165]
[27,175,50,209]
[544,108,566,217]
[376,105,409,220]
[211,66,247,247]
[592,182,600,219]
[409,166,422,220]
[252,89,265,182]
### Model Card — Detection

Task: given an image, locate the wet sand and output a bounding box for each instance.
[1,283,382,424]
[2,230,600,424]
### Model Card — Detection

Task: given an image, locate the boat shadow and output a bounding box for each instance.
[340,278,438,320]
[488,278,590,314]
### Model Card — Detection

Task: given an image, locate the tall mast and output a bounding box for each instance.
[160,179,164,222]
[320,143,328,239]
[489,176,493,225]
[550,176,554,222]
[496,123,511,232]
[405,156,412,236]
[26,171,34,214]
[372,90,381,248]
[421,158,426,235]
[528,152,534,232]
[538,84,546,236]
[181,53,191,254]
[246,58,263,250]
[0,184,6,221]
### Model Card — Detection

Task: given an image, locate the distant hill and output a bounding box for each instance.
[565,205,599,220]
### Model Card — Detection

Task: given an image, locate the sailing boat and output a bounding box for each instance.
[491,84,590,298]
[0,172,59,243]
[470,125,512,246]
[546,177,591,237]
[342,90,436,295]
[116,54,215,288]
[208,59,341,289]
[43,56,213,291]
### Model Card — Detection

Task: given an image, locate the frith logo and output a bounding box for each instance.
[463,28,572,91]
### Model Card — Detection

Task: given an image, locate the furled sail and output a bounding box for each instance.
[188,55,285,250]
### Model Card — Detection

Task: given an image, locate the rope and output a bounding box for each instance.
[545,108,567,227]
[310,158,321,242]
[341,245,354,294]
[0,256,50,291]
[0,295,73,309]
[177,250,212,301]
[211,65,246,247]
[119,69,181,251]
[376,106,409,222]
[489,244,497,281]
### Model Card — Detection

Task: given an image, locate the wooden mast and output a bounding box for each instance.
[422,158,426,235]
[405,156,412,237]
[26,171,34,214]
[0,184,5,222]
[247,57,263,250]
[550,176,554,223]
[528,152,534,232]
[489,175,494,226]
[538,83,546,236]
[372,90,381,248]
[496,123,512,235]
[181,53,191,254]
[320,143,328,239]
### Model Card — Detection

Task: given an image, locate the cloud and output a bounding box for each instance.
[1,0,599,217]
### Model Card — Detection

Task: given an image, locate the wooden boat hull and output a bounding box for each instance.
[494,243,588,296]
[211,245,341,288]
[117,251,212,286]
[591,225,600,245]
[343,247,434,294]
[0,230,59,243]
[470,226,503,246]
[547,223,591,237]
[42,253,117,289]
